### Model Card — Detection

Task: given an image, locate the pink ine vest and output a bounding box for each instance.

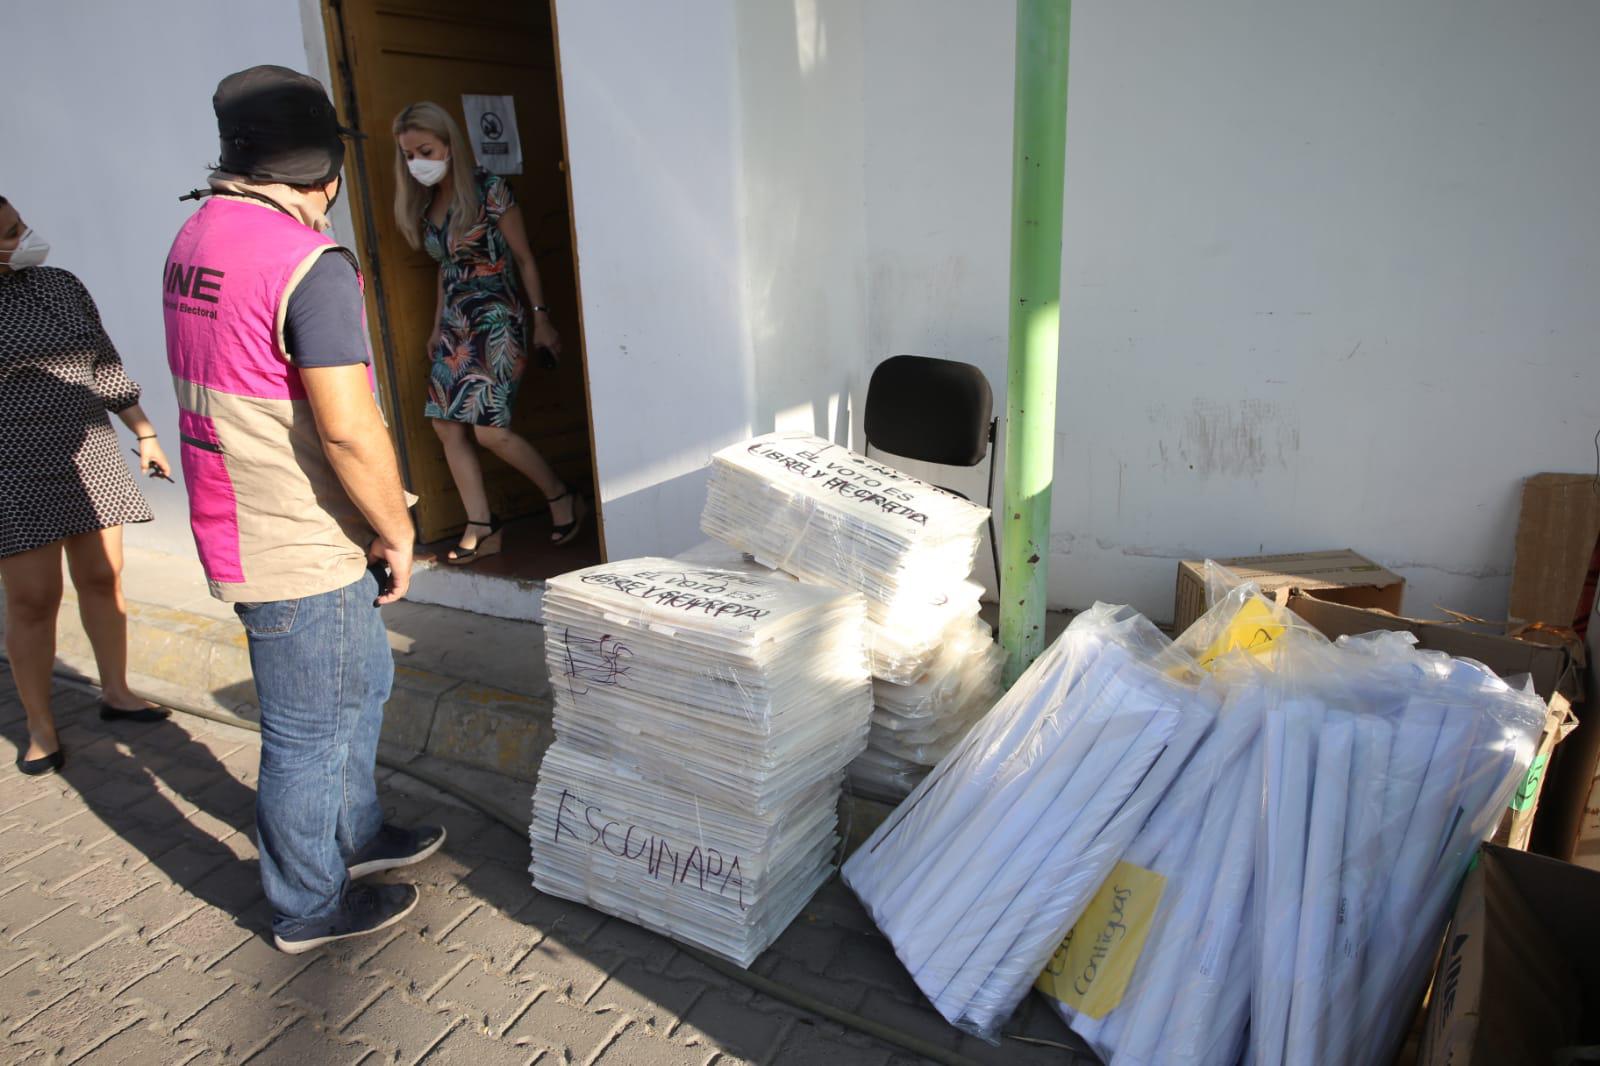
[163,197,376,602]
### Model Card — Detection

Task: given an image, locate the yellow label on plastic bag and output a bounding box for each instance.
[1036,861,1166,1019]
[1195,597,1286,671]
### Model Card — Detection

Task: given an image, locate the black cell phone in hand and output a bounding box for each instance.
[368,559,394,603]
[535,344,559,370]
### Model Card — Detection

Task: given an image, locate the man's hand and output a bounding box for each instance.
[369,536,414,605]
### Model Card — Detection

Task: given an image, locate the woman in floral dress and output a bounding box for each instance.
[392,102,586,563]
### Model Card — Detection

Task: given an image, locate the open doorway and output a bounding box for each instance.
[322,0,602,581]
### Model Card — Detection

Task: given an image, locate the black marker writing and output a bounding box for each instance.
[549,787,748,909]
[562,629,633,696]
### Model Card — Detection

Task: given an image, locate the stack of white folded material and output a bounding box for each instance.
[701,433,989,684]
[529,558,872,967]
[1032,588,1545,1066]
[849,615,1005,803]
[1040,675,1268,1066]
[842,604,1218,1039]
[1250,633,1542,1066]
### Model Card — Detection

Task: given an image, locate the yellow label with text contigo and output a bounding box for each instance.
[1036,861,1166,1019]
[1196,597,1286,671]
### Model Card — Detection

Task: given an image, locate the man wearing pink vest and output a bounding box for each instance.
[164,66,443,953]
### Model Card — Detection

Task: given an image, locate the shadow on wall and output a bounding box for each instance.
[595,465,726,563]
[737,0,865,449]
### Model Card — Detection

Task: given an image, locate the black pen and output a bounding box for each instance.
[129,448,176,483]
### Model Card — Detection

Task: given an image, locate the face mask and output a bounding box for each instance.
[1,228,49,271]
[407,156,449,187]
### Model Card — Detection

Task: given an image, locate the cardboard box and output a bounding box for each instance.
[1286,594,1580,703]
[1507,474,1600,863]
[1577,765,1600,873]
[1508,473,1600,637]
[1417,844,1600,1066]
[1288,592,1579,852]
[1173,549,1404,634]
[1573,628,1600,874]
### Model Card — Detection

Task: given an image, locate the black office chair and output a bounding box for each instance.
[863,355,1001,606]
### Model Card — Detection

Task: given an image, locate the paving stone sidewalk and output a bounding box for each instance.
[0,668,1093,1065]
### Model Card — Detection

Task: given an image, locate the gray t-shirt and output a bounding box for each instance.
[283,252,369,368]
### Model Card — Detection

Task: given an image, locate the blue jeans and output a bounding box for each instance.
[235,570,390,937]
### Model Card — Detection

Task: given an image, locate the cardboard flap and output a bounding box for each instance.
[1287,593,1576,703]
[1509,474,1600,630]
[1420,845,1600,1066]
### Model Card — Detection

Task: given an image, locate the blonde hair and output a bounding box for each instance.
[392,101,480,251]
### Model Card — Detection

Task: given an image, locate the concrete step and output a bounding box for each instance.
[0,547,554,787]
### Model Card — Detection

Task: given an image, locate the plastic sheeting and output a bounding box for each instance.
[849,615,1005,804]
[1031,587,1546,1066]
[530,558,873,967]
[1249,631,1542,1066]
[842,604,1219,1040]
[701,433,989,683]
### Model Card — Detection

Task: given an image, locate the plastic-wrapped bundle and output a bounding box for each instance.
[530,558,873,966]
[846,746,930,804]
[1037,669,1271,1065]
[701,433,989,681]
[542,562,869,811]
[1032,582,1545,1066]
[1249,631,1545,1066]
[864,583,985,684]
[532,746,840,966]
[849,617,1005,803]
[842,604,1219,1040]
[675,537,981,685]
[873,617,1004,726]
[1034,586,1301,1066]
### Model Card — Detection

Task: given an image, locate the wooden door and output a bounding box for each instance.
[324,0,596,544]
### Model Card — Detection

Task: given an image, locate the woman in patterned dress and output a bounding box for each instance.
[392,102,587,564]
[0,195,174,775]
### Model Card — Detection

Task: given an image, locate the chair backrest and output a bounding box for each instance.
[864,355,994,468]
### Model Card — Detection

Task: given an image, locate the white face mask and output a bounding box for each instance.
[1,228,49,271]
[407,156,449,187]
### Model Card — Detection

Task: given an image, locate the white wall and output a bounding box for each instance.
[27,0,1585,627]
[736,0,868,446]
[862,0,1600,623]
[557,0,869,560]
[861,1,1017,594]
[2,0,351,560]
[555,0,756,560]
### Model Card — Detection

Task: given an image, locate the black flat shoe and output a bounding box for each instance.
[100,703,172,724]
[17,749,65,776]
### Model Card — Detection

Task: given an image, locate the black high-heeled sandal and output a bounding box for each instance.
[547,490,589,546]
[445,515,505,565]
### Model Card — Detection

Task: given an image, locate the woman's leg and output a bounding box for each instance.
[63,525,152,711]
[471,425,575,527]
[0,541,66,758]
[433,419,494,551]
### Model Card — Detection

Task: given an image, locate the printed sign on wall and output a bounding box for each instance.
[461,94,523,175]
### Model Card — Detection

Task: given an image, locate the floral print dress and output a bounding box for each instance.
[423,170,528,428]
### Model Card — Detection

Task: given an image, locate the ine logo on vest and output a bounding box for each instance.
[164,260,226,321]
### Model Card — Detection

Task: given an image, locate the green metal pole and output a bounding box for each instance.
[1001,0,1071,685]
